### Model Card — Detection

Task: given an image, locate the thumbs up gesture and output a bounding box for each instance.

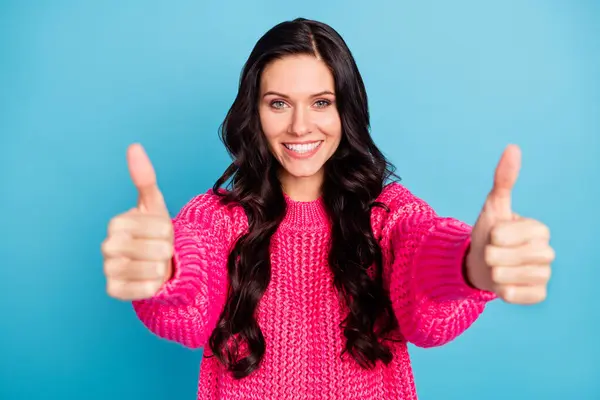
[101,144,174,301]
[465,145,555,304]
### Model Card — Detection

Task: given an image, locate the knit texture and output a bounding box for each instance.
[132,182,497,399]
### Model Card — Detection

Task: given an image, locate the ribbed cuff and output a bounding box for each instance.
[148,251,192,306]
[412,218,497,303]
[142,223,209,307]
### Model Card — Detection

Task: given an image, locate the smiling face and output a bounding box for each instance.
[258,54,342,199]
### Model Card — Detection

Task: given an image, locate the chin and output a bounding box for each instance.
[281,162,324,179]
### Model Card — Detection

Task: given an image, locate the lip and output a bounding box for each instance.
[282,140,322,145]
[282,140,323,159]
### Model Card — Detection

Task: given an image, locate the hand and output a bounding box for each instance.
[465,144,555,304]
[101,143,174,301]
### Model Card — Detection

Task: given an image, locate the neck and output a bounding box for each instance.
[279,169,324,202]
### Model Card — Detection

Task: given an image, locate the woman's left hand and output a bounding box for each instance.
[465,144,555,304]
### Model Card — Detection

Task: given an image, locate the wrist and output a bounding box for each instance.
[462,247,477,289]
[163,259,173,283]
[464,247,493,292]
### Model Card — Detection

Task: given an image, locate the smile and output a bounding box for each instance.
[282,141,323,154]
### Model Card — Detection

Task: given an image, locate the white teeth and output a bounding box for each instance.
[284,141,321,154]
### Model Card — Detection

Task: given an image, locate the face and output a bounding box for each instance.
[258,54,342,192]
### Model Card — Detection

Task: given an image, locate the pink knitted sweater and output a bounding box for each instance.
[132,182,496,399]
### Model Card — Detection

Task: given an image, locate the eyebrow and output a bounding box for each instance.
[262,90,335,98]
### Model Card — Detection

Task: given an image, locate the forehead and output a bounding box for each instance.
[260,54,335,94]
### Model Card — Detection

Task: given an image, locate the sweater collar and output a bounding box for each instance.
[281,193,330,229]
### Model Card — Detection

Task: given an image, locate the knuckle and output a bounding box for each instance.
[539,266,552,282]
[547,247,556,262]
[102,234,131,258]
[157,241,174,260]
[527,221,550,241]
[136,239,172,261]
[139,261,160,279]
[102,259,113,276]
[490,267,503,283]
[108,214,129,234]
[535,287,548,302]
[528,269,543,284]
[532,220,550,239]
[134,261,152,279]
[497,285,512,302]
[142,281,162,298]
[100,239,109,255]
[107,217,119,234]
[106,281,125,300]
[110,259,132,278]
[490,224,508,245]
[101,238,114,256]
[539,223,551,239]
[484,245,496,266]
[158,219,174,238]
[154,261,167,279]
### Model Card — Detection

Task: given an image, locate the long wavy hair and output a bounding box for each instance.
[209,18,400,379]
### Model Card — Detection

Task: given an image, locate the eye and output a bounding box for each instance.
[270,100,288,109]
[314,99,332,108]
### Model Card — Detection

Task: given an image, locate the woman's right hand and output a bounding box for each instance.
[101,143,174,301]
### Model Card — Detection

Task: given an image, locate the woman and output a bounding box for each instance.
[101,18,555,399]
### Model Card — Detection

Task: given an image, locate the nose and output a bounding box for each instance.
[288,107,312,136]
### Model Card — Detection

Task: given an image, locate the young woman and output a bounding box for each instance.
[101,18,555,400]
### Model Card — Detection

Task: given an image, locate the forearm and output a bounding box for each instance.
[389,216,496,347]
[131,223,228,348]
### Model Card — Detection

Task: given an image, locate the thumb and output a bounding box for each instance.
[126,143,169,216]
[488,144,521,220]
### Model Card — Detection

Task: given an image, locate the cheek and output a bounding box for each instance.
[260,109,286,148]
[316,112,342,140]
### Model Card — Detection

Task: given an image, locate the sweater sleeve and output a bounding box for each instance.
[131,193,232,349]
[383,186,497,348]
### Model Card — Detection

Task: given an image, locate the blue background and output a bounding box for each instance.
[1,1,598,399]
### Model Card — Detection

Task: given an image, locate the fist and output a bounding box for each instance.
[101,143,174,301]
[484,216,555,304]
[467,145,555,304]
[102,209,174,300]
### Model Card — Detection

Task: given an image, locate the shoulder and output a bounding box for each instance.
[374,182,433,213]
[173,189,248,239]
[375,182,411,207]
[370,182,436,239]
